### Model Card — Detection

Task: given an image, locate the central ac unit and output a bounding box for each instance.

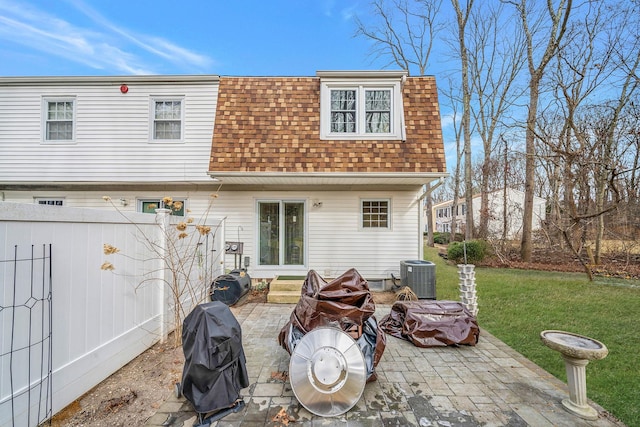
[400,260,436,299]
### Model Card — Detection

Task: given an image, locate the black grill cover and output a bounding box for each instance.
[181,301,250,414]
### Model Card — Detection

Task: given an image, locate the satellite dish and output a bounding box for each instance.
[289,327,366,417]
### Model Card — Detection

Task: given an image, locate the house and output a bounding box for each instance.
[0,70,447,284]
[431,188,546,239]
[0,74,220,207]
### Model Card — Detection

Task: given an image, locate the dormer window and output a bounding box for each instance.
[330,89,356,133]
[319,70,406,140]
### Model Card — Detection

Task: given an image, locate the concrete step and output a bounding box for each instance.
[266,291,301,304]
[269,280,304,292]
[266,276,304,303]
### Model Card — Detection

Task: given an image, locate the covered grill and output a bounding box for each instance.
[210,269,251,306]
[178,301,249,424]
[278,268,386,416]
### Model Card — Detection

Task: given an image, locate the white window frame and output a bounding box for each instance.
[137,198,186,216]
[35,197,65,206]
[256,199,307,268]
[360,198,391,230]
[42,97,76,143]
[150,97,184,142]
[320,81,402,140]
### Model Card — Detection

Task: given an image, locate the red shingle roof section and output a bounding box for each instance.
[209,76,445,174]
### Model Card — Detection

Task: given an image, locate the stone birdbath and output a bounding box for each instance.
[540,330,608,420]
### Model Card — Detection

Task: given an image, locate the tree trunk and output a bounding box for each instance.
[520,78,539,261]
[451,0,475,240]
[425,182,435,246]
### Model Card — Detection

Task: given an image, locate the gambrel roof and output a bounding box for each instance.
[208,72,446,186]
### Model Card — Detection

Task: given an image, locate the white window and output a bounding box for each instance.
[320,81,402,140]
[361,199,390,229]
[43,98,75,142]
[35,198,64,206]
[151,99,183,141]
[138,198,185,216]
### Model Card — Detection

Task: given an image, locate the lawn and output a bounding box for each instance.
[424,246,640,426]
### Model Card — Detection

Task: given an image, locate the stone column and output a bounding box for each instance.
[561,355,598,420]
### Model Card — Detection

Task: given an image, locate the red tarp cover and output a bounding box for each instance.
[380,300,479,347]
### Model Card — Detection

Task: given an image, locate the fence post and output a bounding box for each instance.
[155,208,171,342]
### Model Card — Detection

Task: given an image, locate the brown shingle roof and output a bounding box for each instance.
[209,76,445,174]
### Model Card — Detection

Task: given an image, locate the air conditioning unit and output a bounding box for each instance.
[400,260,436,299]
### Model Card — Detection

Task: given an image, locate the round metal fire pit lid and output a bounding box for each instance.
[289,326,366,417]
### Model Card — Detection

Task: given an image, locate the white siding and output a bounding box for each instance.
[209,190,423,280]
[0,79,217,183]
[3,189,424,280]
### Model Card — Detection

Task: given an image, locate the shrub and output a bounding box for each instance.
[431,232,465,244]
[433,232,449,244]
[447,240,488,264]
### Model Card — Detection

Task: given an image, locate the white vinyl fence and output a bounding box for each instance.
[0,202,224,426]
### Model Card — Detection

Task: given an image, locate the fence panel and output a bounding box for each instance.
[0,202,224,425]
[0,244,52,427]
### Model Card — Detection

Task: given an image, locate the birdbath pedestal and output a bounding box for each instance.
[540,330,608,420]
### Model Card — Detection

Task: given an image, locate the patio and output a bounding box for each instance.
[145,302,623,427]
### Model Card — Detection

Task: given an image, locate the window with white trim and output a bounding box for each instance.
[138,198,185,216]
[151,99,183,141]
[321,82,401,140]
[362,199,390,229]
[43,98,75,142]
[35,198,64,206]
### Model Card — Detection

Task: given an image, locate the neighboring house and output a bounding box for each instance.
[431,188,546,239]
[0,74,219,207]
[0,70,448,283]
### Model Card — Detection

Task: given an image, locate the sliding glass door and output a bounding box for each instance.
[258,201,305,266]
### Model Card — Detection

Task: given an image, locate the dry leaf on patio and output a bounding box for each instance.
[270,371,288,382]
[271,407,294,425]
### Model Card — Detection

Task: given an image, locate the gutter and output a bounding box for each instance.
[208,171,446,179]
[417,176,446,202]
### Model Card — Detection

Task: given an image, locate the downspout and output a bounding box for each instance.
[399,74,407,142]
[417,176,445,203]
[417,177,446,260]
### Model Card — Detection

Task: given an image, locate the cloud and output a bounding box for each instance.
[67,0,213,69]
[0,0,213,74]
[320,0,336,17]
[340,4,359,21]
[440,113,457,131]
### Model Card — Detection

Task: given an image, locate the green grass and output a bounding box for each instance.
[425,247,640,426]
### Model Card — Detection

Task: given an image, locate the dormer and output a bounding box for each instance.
[317,70,408,141]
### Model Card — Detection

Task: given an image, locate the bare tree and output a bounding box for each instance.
[449,0,475,241]
[354,0,443,76]
[508,0,573,261]
[467,2,526,238]
[444,77,465,240]
[534,0,640,277]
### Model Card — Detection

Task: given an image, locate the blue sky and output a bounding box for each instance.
[0,0,392,77]
[0,0,460,170]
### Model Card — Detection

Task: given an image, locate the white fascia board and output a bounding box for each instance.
[316,70,409,80]
[0,75,220,86]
